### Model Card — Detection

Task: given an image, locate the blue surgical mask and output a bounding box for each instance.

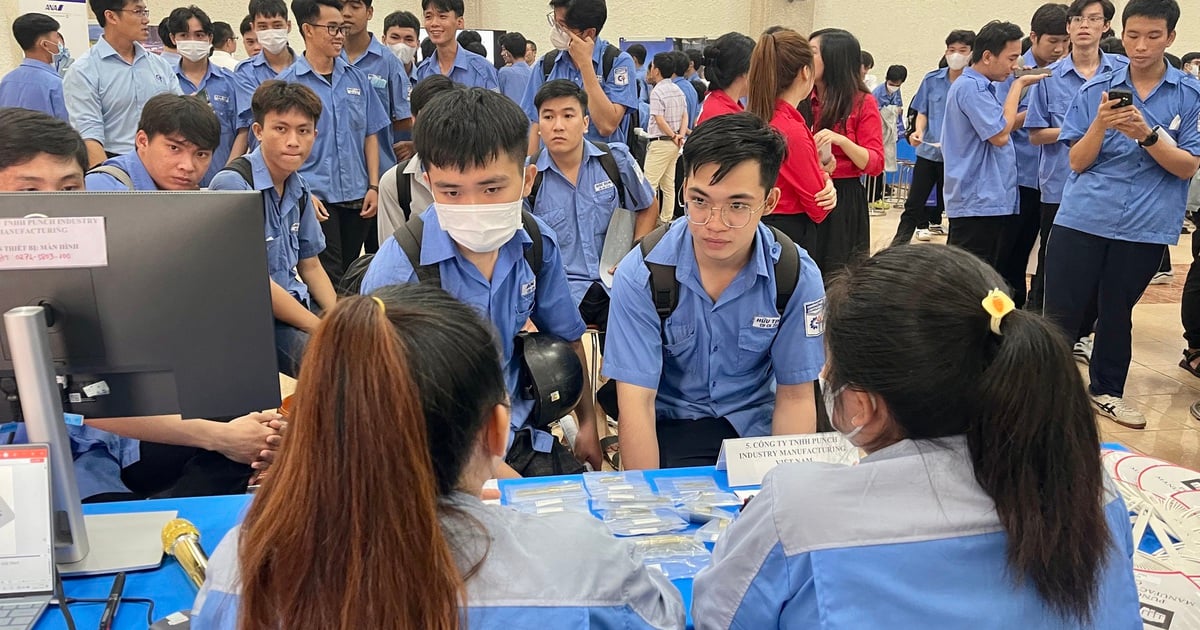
[48,40,72,74]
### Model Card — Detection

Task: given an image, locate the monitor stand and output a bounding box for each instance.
[4,306,169,576]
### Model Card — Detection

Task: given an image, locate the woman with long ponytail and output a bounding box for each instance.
[693,244,1141,629]
[695,32,754,126]
[192,285,684,629]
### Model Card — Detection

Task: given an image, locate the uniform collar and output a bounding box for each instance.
[342,34,386,64]
[107,151,161,190]
[244,147,302,194]
[535,140,603,176]
[429,44,473,74]
[1058,49,1121,79]
[403,154,432,191]
[293,52,347,79]
[1110,63,1184,88]
[417,206,533,267]
[95,36,147,62]
[962,66,990,86]
[175,59,217,85]
[19,58,58,74]
[513,59,529,69]
[645,220,775,286]
[1022,49,1037,68]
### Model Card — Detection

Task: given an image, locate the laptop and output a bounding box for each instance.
[0,444,54,630]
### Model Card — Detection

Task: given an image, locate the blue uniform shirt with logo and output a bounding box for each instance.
[1024,51,1127,204]
[602,220,826,438]
[520,41,639,146]
[342,35,412,175]
[942,67,1017,218]
[498,59,532,103]
[358,207,586,453]
[175,62,244,187]
[1056,65,1200,245]
[63,37,182,156]
[413,44,499,90]
[209,148,325,305]
[672,75,700,127]
[910,68,952,162]
[0,59,70,122]
[232,50,296,150]
[528,141,654,305]
[84,151,160,190]
[994,50,1040,190]
[277,54,389,204]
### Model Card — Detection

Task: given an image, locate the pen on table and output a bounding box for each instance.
[97,571,126,630]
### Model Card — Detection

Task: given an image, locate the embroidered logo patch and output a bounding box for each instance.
[614,67,629,86]
[804,298,825,337]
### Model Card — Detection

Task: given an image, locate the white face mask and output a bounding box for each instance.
[1189,64,1200,77]
[176,40,211,62]
[389,42,417,65]
[885,84,900,94]
[257,29,289,55]
[822,378,874,443]
[945,52,970,71]
[550,26,571,51]
[433,176,526,253]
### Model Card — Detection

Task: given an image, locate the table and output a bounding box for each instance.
[35,466,732,630]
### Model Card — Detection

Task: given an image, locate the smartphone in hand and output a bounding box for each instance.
[1108,89,1134,109]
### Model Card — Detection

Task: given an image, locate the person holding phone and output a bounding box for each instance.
[1043,0,1200,430]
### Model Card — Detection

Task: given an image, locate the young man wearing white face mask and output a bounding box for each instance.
[359,88,602,479]
[168,5,248,188]
[233,0,297,150]
[0,13,73,122]
[341,0,412,183]
[382,10,420,82]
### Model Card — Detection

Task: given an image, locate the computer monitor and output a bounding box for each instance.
[0,192,280,574]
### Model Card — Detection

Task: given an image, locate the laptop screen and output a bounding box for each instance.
[0,445,53,595]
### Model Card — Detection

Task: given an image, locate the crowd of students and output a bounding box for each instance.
[0,0,1196,626]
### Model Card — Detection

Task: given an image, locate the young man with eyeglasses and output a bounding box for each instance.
[412,0,498,89]
[64,0,182,168]
[603,113,825,470]
[278,0,388,285]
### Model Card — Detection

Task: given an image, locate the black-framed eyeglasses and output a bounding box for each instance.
[306,22,350,37]
[684,198,768,229]
[114,8,150,18]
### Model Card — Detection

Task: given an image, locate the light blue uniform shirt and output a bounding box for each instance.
[62,37,181,155]
[672,76,700,127]
[871,81,904,136]
[12,423,140,500]
[1056,66,1200,245]
[358,207,586,453]
[175,62,243,187]
[994,50,1041,190]
[528,141,654,305]
[692,437,1143,630]
[84,151,159,190]
[942,67,1017,218]
[192,492,685,629]
[232,51,294,131]
[498,59,532,103]
[521,42,639,145]
[636,65,649,104]
[342,35,412,175]
[602,220,826,438]
[413,44,498,89]
[209,148,324,305]
[1024,52,1128,204]
[277,54,389,204]
[910,68,952,162]
[0,59,70,121]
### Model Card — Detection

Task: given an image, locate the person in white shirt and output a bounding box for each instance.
[209,21,239,71]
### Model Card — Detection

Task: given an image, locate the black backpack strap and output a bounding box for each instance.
[395,157,414,221]
[220,156,254,187]
[394,214,441,285]
[520,210,543,277]
[587,141,628,209]
[766,226,801,316]
[541,51,558,80]
[601,44,620,81]
[526,149,545,212]
[638,224,676,326]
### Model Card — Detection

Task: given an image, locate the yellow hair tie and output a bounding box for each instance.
[981,288,1015,336]
[371,296,386,314]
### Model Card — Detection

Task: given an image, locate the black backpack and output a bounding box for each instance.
[339,209,544,295]
[527,140,626,211]
[218,155,312,218]
[638,224,801,337]
[541,46,647,165]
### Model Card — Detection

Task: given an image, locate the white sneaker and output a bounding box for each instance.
[1091,394,1146,429]
[927,224,947,236]
[1149,271,1174,285]
[1073,337,1093,365]
[915,229,933,241]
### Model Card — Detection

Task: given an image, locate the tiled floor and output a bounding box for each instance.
[870,204,1200,470]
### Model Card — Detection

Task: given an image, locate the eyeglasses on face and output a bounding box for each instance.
[306,22,350,37]
[684,198,768,229]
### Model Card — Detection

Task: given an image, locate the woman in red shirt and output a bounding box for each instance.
[746,29,837,253]
[695,32,754,127]
[807,28,885,277]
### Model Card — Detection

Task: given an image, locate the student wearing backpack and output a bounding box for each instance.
[85,94,219,191]
[209,81,336,379]
[359,88,602,477]
[603,113,825,470]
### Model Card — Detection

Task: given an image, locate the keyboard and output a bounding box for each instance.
[0,601,46,630]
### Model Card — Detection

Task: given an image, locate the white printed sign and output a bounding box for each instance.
[0,217,108,270]
[1134,570,1200,629]
[716,433,859,488]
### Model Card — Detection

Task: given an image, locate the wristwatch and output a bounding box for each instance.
[1138,129,1160,147]
[367,184,379,192]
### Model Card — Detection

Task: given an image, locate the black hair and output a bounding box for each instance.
[824,244,1110,624]
[1122,0,1180,31]
[1021,36,1033,54]
[670,50,690,79]
[860,49,874,69]
[686,48,703,72]
[626,43,646,65]
[691,78,708,102]
[410,75,459,118]
[527,40,537,52]
[1067,0,1115,20]
[946,29,977,48]
[535,78,587,111]
[811,29,868,132]
[239,15,254,35]
[422,0,463,16]
[1098,35,1125,55]
[651,51,677,78]
[248,0,289,22]
[138,94,221,151]
[1183,52,1200,65]
[1165,52,1182,69]
[971,21,1025,64]
[1031,3,1069,36]
[157,18,174,48]
[212,21,235,47]
[702,32,754,91]
[683,112,787,192]
[420,37,435,59]
[89,0,130,28]
[166,6,213,41]
[384,10,419,34]
[499,32,526,59]
[549,0,606,36]
[0,107,87,173]
[885,64,907,83]
[292,0,342,36]
[415,87,529,173]
[251,79,323,125]
[462,41,486,57]
[12,13,60,51]
[456,29,481,46]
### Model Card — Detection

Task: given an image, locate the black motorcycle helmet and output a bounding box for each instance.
[516,332,584,430]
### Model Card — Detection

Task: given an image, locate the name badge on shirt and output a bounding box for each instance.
[521,279,536,297]
[346,87,362,96]
[594,179,615,193]
[291,222,300,234]
[752,316,780,329]
[213,94,230,104]
[804,298,825,337]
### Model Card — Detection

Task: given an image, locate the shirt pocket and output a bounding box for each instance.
[663,324,696,359]
[347,91,366,132]
[735,326,776,372]
[264,228,293,277]
[514,287,535,332]
[1047,99,1068,127]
